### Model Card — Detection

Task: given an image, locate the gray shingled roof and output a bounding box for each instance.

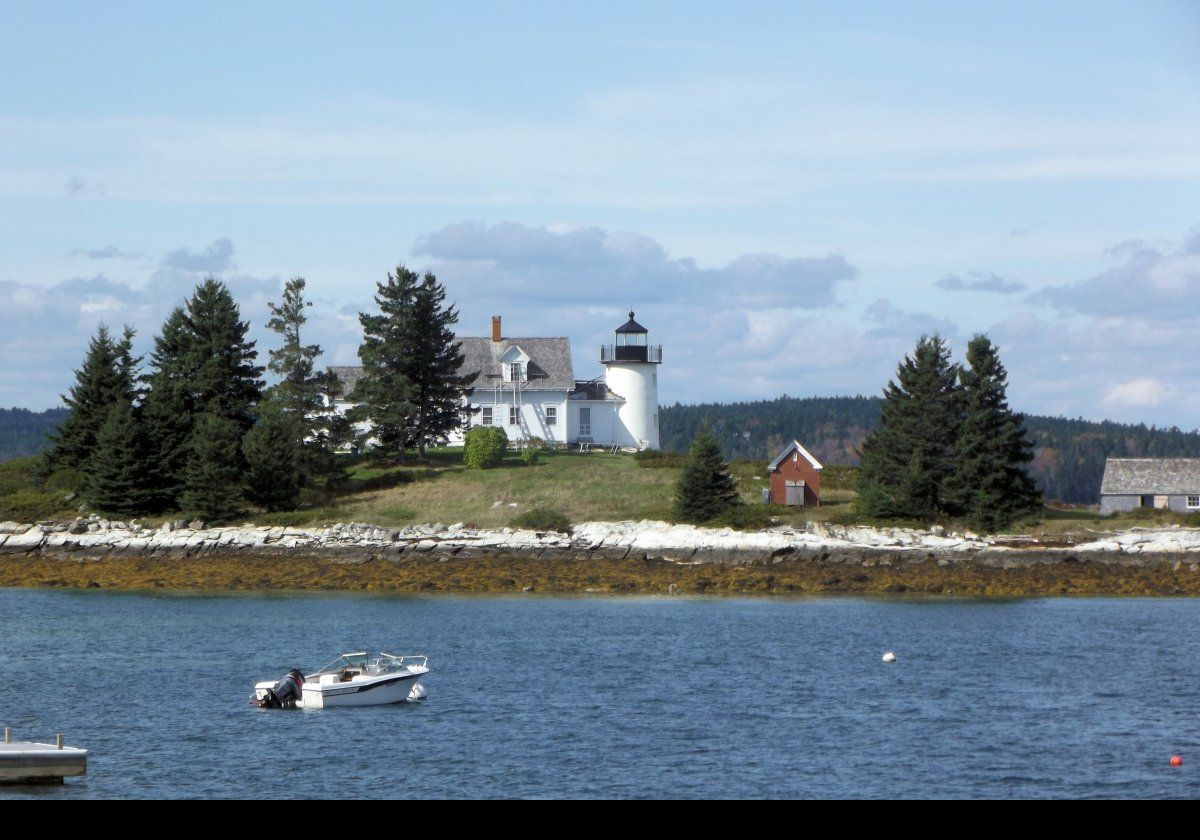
[328,366,365,399]
[329,337,575,398]
[1100,458,1200,495]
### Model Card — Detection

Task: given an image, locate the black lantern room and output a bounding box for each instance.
[601,310,662,364]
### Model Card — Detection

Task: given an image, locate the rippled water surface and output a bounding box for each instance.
[1,590,1197,799]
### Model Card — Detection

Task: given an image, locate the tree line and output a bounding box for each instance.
[41,265,468,520]
[659,380,1200,507]
[0,408,68,461]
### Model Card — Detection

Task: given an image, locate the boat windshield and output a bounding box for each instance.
[310,652,418,677]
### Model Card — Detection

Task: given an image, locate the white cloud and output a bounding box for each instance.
[1103,378,1168,409]
[936,271,1026,294]
[1031,227,1200,318]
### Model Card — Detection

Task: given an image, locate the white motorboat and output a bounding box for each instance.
[253,652,429,709]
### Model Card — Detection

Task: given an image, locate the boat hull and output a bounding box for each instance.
[301,670,426,709]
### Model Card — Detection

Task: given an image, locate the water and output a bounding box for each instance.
[1,589,1198,799]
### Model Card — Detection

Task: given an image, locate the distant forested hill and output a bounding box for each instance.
[660,396,1200,504]
[0,407,67,462]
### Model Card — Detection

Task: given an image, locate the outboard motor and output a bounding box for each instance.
[257,668,305,709]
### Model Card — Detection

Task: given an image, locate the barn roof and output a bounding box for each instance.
[1100,458,1200,495]
[768,440,824,472]
[329,336,575,398]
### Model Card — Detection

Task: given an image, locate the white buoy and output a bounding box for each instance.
[408,683,428,701]
[881,652,897,663]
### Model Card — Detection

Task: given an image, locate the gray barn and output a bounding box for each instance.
[1099,458,1200,515]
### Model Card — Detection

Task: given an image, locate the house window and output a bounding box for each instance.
[481,407,492,427]
[579,406,592,437]
[509,405,519,426]
[546,406,557,426]
[504,362,525,383]
[1188,496,1200,509]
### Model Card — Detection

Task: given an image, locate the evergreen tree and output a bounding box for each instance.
[183,278,264,431]
[673,425,741,523]
[265,277,344,488]
[943,335,1042,530]
[180,412,244,521]
[84,400,156,516]
[405,271,473,457]
[141,281,263,511]
[242,398,302,511]
[857,335,962,518]
[140,307,196,511]
[350,266,420,457]
[44,325,126,473]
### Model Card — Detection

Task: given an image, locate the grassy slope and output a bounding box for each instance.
[5,447,1200,537]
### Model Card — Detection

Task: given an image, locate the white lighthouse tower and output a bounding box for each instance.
[601,311,662,450]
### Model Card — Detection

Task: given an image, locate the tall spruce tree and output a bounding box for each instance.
[180,412,244,521]
[673,425,741,523]
[405,272,473,457]
[350,266,420,457]
[84,400,156,516]
[856,335,962,518]
[265,277,343,487]
[141,307,197,511]
[943,335,1041,531]
[141,281,263,511]
[183,278,264,431]
[44,325,128,474]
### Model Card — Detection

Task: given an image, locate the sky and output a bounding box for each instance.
[1,2,1198,426]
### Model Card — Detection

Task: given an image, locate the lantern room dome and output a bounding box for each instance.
[615,311,648,334]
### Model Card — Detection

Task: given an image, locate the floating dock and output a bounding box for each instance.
[0,729,87,784]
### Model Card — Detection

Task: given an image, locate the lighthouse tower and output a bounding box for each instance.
[601,311,662,450]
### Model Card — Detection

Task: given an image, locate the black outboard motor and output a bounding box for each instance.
[257,668,305,709]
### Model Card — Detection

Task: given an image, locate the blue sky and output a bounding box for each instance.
[2,2,1198,425]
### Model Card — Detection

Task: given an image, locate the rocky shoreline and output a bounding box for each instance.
[3,517,1200,595]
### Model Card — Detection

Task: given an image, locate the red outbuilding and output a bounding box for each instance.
[767,440,823,507]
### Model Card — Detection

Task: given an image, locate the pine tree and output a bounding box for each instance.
[857,335,962,518]
[265,277,344,488]
[44,325,125,474]
[673,425,741,523]
[943,335,1041,531]
[141,281,264,511]
[406,271,473,457]
[180,413,245,521]
[141,307,197,511]
[183,278,264,431]
[350,266,420,458]
[242,398,302,512]
[84,400,156,516]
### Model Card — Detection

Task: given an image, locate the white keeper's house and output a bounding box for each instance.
[329,311,662,450]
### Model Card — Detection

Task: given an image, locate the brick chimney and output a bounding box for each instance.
[491,315,502,342]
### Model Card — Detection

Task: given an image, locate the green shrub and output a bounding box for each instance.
[634,449,685,469]
[708,503,778,531]
[511,506,571,533]
[0,456,42,496]
[521,448,540,466]
[0,488,70,522]
[464,426,508,469]
[43,467,85,493]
